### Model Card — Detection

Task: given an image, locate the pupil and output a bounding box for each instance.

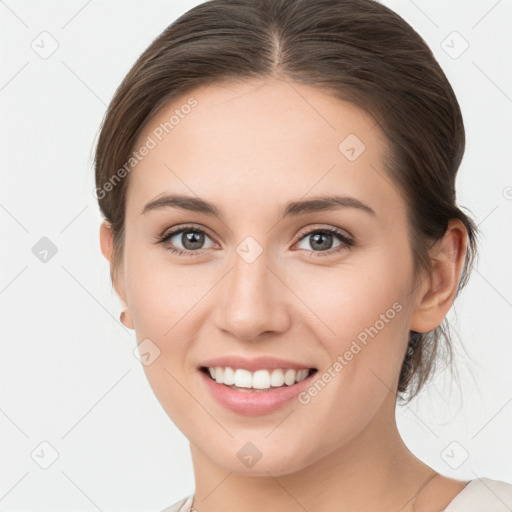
[182,231,204,250]
[311,233,332,251]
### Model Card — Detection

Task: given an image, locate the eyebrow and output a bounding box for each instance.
[141,193,376,219]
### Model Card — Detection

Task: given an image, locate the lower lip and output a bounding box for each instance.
[199,369,315,416]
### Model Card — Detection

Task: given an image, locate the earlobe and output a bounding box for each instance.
[410,219,467,333]
[120,309,134,329]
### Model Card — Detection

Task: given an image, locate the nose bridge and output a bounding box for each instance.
[214,238,290,340]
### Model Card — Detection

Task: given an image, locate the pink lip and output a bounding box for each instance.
[198,368,317,416]
[199,355,314,372]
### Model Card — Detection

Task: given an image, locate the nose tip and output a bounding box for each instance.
[213,255,291,341]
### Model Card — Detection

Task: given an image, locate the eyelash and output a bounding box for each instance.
[155,223,355,258]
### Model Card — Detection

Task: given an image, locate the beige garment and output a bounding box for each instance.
[160,494,193,512]
[160,477,512,512]
[443,477,512,511]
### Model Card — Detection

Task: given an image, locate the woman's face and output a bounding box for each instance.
[111,78,423,475]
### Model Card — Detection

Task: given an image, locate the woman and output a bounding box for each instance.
[94,0,512,510]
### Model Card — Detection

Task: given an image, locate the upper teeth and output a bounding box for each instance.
[207,367,310,389]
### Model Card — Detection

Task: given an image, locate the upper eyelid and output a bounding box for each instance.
[161,223,217,240]
[295,224,353,240]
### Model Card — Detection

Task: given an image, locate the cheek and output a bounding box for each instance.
[124,257,212,436]
[124,238,215,337]
[287,249,413,404]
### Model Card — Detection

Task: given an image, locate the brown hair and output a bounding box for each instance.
[94,0,478,402]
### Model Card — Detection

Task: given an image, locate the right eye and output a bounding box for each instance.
[156,224,218,256]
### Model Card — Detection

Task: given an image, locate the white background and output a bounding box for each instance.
[1,0,511,510]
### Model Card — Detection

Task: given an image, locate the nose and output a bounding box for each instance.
[213,247,291,342]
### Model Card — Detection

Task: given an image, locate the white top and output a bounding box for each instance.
[160,478,512,512]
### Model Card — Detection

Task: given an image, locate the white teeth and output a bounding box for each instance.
[234,369,252,388]
[284,369,296,385]
[223,366,235,385]
[270,368,285,387]
[205,366,312,389]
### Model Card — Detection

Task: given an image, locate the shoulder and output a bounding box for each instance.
[159,494,194,512]
[444,477,512,511]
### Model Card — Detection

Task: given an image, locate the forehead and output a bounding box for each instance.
[126,78,401,220]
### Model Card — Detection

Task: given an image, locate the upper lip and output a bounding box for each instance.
[199,355,316,372]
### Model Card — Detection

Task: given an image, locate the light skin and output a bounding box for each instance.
[100,78,469,511]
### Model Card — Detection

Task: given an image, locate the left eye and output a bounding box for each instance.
[295,228,353,254]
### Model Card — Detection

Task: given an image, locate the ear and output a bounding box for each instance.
[410,219,468,333]
[99,220,134,329]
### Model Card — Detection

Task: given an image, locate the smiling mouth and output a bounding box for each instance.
[200,366,318,392]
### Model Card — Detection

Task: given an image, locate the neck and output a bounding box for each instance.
[188,396,435,512]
